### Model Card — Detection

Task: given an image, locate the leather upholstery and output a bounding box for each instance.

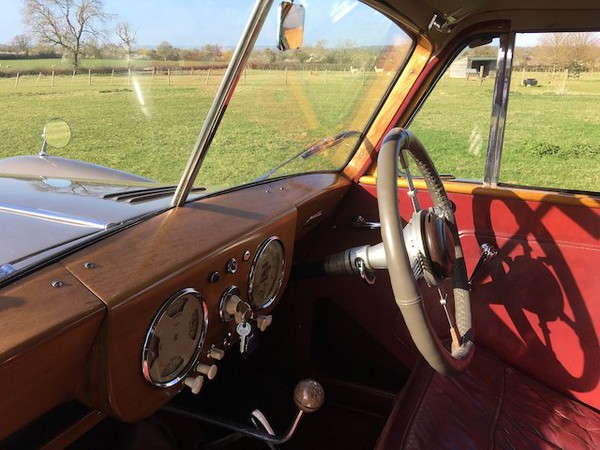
[376,349,600,449]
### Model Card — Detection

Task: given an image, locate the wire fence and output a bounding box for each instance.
[0,66,396,91]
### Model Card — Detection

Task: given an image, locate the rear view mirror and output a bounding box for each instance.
[277,1,305,51]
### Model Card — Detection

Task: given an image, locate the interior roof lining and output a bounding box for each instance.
[369,1,600,53]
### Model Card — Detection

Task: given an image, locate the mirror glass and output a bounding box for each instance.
[43,119,72,149]
[277,2,305,51]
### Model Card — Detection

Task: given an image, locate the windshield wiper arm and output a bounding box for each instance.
[255,130,361,182]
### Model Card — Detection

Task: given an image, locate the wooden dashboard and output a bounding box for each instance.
[0,173,350,443]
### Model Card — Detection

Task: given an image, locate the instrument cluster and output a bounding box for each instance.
[141,236,287,395]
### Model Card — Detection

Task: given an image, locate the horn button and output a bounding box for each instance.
[423,211,455,282]
[404,209,456,286]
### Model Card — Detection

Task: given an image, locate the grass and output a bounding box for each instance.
[0,63,598,192]
[411,71,600,192]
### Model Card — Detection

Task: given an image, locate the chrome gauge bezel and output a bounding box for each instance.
[248,236,285,310]
[141,288,208,388]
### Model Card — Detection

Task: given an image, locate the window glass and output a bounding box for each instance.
[408,39,499,181]
[0,1,253,185]
[196,2,411,189]
[501,32,600,192]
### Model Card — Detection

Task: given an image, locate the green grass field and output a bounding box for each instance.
[0,62,598,192]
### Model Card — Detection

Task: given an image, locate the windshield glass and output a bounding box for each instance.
[196,1,411,189]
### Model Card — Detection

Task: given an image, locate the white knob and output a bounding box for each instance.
[196,363,218,380]
[184,376,204,394]
[257,315,273,332]
[208,347,225,361]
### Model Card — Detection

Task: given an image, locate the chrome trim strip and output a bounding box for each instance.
[484,32,516,187]
[172,0,274,207]
[0,203,112,229]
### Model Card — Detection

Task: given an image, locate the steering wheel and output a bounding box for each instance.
[377,128,473,374]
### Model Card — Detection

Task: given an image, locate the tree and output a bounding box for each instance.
[11,34,33,57]
[115,21,136,67]
[155,41,178,61]
[23,0,109,69]
[537,32,600,72]
[200,44,223,62]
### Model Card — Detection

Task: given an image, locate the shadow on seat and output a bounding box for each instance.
[376,348,600,449]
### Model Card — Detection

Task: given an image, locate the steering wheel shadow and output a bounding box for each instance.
[468,190,600,402]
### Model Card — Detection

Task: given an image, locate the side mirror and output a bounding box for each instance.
[277,1,305,51]
[40,118,71,156]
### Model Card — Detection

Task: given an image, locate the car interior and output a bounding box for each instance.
[1,0,599,449]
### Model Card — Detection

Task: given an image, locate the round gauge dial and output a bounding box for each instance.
[248,237,285,309]
[142,288,208,388]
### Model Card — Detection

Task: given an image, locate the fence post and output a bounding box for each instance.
[285,67,288,85]
[128,68,131,86]
[168,68,171,86]
[205,68,210,85]
[14,73,20,88]
[520,67,525,86]
[479,65,484,86]
[362,68,366,86]
[561,69,568,93]
[36,72,42,87]
[51,70,55,87]
[88,69,92,86]
[151,67,155,87]
[71,69,76,85]
[110,69,114,86]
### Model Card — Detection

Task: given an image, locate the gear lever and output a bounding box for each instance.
[163,379,325,446]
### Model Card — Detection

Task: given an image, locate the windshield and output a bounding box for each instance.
[0,1,410,274]
[0,0,409,190]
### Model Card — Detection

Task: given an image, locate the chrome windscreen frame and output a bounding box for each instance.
[172,0,274,207]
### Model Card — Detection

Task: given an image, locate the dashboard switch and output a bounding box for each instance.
[196,363,218,380]
[257,315,273,332]
[223,293,251,323]
[208,347,225,361]
[184,376,204,395]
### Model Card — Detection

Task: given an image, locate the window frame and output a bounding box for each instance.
[403,26,600,197]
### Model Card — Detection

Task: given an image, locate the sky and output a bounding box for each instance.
[0,0,404,48]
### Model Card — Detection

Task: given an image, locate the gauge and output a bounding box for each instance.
[142,288,208,388]
[248,237,285,309]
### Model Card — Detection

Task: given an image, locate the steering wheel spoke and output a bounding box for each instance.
[399,151,421,213]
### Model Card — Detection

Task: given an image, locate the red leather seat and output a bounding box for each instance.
[376,349,600,449]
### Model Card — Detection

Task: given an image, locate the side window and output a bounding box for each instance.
[501,32,600,192]
[408,38,499,181]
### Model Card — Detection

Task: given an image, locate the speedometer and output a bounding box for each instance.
[248,237,285,309]
[142,288,208,388]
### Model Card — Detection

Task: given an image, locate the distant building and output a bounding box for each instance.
[448,56,497,79]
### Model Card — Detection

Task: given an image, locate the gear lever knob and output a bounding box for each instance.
[293,379,325,413]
